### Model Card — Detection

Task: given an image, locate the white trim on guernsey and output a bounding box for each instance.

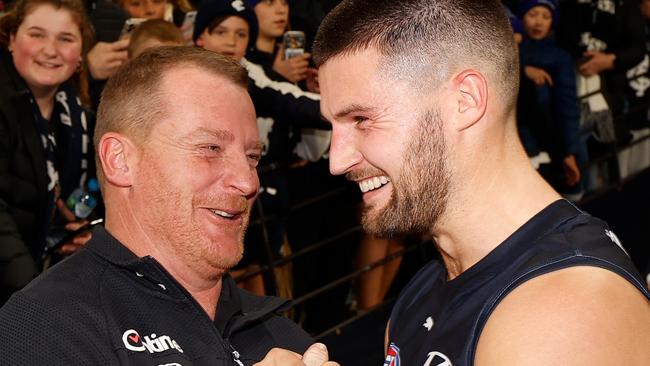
[241,58,320,101]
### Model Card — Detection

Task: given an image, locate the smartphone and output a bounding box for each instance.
[283,30,306,59]
[42,218,104,260]
[120,18,147,39]
[182,11,197,44]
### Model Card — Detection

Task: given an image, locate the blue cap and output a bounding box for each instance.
[518,0,559,24]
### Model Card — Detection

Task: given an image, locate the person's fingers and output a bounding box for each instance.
[105,50,129,63]
[71,231,92,246]
[56,198,77,221]
[57,243,84,255]
[543,72,553,86]
[253,348,303,366]
[64,220,88,231]
[276,44,286,61]
[292,58,310,67]
[111,38,131,51]
[302,343,329,366]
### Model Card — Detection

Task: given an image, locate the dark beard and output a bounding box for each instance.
[362,109,450,238]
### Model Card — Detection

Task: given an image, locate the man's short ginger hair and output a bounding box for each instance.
[94,46,248,184]
[313,0,520,114]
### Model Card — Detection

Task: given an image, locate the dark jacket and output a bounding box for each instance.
[520,37,581,158]
[244,58,328,169]
[0,49,94,304]
[557,0,645,115]
[0,226,313,365]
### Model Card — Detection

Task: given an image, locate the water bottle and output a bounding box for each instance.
[66,178,100,219]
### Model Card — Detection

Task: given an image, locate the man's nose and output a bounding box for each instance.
[328,125,361,176]
[224,155,259,199]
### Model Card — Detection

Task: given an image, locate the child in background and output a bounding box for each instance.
[246,0,312,85]
[119,0,194,26]
[127,19,184,58]
[518,0,587,201]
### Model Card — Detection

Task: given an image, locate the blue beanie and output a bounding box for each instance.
[518,0,559,23]
[246,0,262,7]
[193,0,259,48]
[509,16,524,35]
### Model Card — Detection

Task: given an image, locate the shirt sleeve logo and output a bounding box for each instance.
[122,329,184,354]
[384,343,401,366]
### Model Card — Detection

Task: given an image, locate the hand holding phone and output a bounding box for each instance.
[283,30,306,59]
[42,218,104,260]
[181,11,197,45]
[120,18,147,39]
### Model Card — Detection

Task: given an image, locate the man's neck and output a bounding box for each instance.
[432,131,560,280]
[105,207,224,320]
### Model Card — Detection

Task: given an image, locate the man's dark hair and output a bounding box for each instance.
[313,0,520,112]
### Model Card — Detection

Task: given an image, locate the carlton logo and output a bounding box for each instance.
[384,343,401,366]
[122,329,184,354]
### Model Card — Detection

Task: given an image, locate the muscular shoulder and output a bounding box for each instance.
[475,266,650,365]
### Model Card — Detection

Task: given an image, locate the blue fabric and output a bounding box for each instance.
[520,36,581,158]
[387,200,650,365]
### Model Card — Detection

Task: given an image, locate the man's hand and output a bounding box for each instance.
[254,343,340,366]
[578,51,616,77]
[524,66,553,87]
[273,45,311,83]
[87,39,130,80]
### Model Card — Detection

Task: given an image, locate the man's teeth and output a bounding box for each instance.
[211,209,235,218]
[359,176,390,193]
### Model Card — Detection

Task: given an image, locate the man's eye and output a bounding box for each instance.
[204,145,221,153]
[354,116,368,124]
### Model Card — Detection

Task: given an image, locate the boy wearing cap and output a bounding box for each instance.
[247,0,313,84]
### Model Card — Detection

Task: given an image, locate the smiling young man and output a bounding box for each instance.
[310,0,650,365]
[0,46,333,365]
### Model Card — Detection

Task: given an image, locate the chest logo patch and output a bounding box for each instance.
[384,343,401,366]
[122,329,184,354]
[423,351,452,366]
[605,229,628,256]
[422,316,434,331]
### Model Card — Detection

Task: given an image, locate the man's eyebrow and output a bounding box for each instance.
[185,127,234,142]
[251,142,265,151]
[334,104,376,119]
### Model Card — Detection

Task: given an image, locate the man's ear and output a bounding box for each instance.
[98,132,137,187]
[452,69,488,131]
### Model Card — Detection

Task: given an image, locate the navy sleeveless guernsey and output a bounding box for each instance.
[385,199,650,366]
